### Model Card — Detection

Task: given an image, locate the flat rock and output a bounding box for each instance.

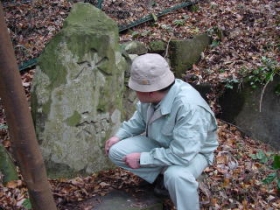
[93,189,163,210]
[62,186,165,210]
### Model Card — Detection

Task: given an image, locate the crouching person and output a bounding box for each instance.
[105,53,219,210]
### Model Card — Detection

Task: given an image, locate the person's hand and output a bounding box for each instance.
[123,153,141,169]
[105,136,120,155]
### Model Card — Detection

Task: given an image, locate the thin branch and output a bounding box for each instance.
[164,26,177,58]
[164,36,172,58]
[259,77,273,112]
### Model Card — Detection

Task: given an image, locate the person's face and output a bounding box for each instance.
[135,91,166,103]
[135,91,152,103]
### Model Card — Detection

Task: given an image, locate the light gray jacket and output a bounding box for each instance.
[116,79,219,167]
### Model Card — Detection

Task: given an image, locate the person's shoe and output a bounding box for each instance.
[153,175,169,197]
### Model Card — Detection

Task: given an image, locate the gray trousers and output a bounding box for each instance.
[108,136,208,210]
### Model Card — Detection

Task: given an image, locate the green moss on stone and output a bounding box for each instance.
[65,110,81,126]
[97,103,106,113]
[38,33,68,90]
[42,99,51,118]
[149,40,167,52]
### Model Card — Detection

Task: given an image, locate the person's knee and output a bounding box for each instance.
[164,166,198,188]
[108,143,121,163]
[164,167,180,182]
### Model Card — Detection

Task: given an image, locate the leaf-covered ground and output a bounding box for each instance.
[0,0,280,209]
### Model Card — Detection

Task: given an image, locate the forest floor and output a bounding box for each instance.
[0,0,280,209]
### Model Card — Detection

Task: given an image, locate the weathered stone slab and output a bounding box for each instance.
[169,34,211,78]
[31,3,128,178]
[93,189,163,210]
[218,75,280,150]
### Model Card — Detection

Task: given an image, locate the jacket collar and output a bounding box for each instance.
[157,79,179,115]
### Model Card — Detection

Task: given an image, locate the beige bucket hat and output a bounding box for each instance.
[128,53,175,92]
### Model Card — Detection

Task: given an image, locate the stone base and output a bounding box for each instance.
[62,187,165,210]
[93,189,164,210]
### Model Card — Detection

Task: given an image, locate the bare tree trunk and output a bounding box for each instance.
[0,3,57,210]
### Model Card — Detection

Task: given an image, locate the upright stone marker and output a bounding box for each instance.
[31,3,128,178]
[218,75,280,150]
[169,34,211,78]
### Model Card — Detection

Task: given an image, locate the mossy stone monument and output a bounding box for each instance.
[31,3,128,178]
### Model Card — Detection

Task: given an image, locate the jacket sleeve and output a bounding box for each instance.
[140,105,216,167]
[115,102,146,140]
